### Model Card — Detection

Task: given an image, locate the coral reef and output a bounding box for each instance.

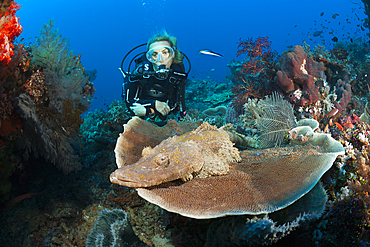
[15,93,82,173]
[0,19,96,208]
[200,105,227,126]
[7,19,95,173]
[80,100,130,168]
[111,114,343,221]
[202,105,227,117]
[185,78,233,112]
[327,77,352,117]
[203,90,231,106]
[3,8,370,246]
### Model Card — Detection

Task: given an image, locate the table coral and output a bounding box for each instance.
[205,182,327,246]
[111,116,344,220]
[136,127,343,219]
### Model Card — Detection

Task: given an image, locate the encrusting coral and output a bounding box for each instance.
[202,105,227,117]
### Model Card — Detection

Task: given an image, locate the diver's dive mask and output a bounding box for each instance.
[146,45,175,64]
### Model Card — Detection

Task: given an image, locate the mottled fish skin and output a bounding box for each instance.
[110,138,205,188]
[110,122,240,188]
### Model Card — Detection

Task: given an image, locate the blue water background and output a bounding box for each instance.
[16,0,367,112]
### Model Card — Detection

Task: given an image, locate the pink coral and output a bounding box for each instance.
[0,1,23,66]
[275,45,326,106]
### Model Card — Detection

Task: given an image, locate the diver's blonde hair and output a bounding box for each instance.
[147,30,184,64]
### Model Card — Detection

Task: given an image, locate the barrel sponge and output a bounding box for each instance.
[86,208,145,247]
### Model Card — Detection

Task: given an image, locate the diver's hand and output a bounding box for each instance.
[155,100,170,116]
[130,103,146,117]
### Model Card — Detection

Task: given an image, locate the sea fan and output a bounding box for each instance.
[255,92,297,148]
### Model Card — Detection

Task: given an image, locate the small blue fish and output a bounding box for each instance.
[198,49,224,57]
[312,30,324,37]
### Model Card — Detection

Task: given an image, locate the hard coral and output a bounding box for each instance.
[275,45,326,106]
[0,1,22,66]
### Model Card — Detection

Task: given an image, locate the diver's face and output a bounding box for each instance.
[147,41,174,70]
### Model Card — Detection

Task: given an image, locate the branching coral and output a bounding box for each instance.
[237,36,276,76]
[31,20,79,76]
[0,1,22,66]
[229,37,278,108]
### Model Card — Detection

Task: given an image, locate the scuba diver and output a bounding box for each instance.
[121,31,190,126]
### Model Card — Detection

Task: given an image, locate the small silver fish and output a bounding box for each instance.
[198,49,224,57]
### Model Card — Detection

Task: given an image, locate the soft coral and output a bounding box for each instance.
[0,1,22,66]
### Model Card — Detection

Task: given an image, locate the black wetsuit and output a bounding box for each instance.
[122,56,187,119]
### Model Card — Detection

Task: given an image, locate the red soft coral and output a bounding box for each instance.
[0,1,22,66]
